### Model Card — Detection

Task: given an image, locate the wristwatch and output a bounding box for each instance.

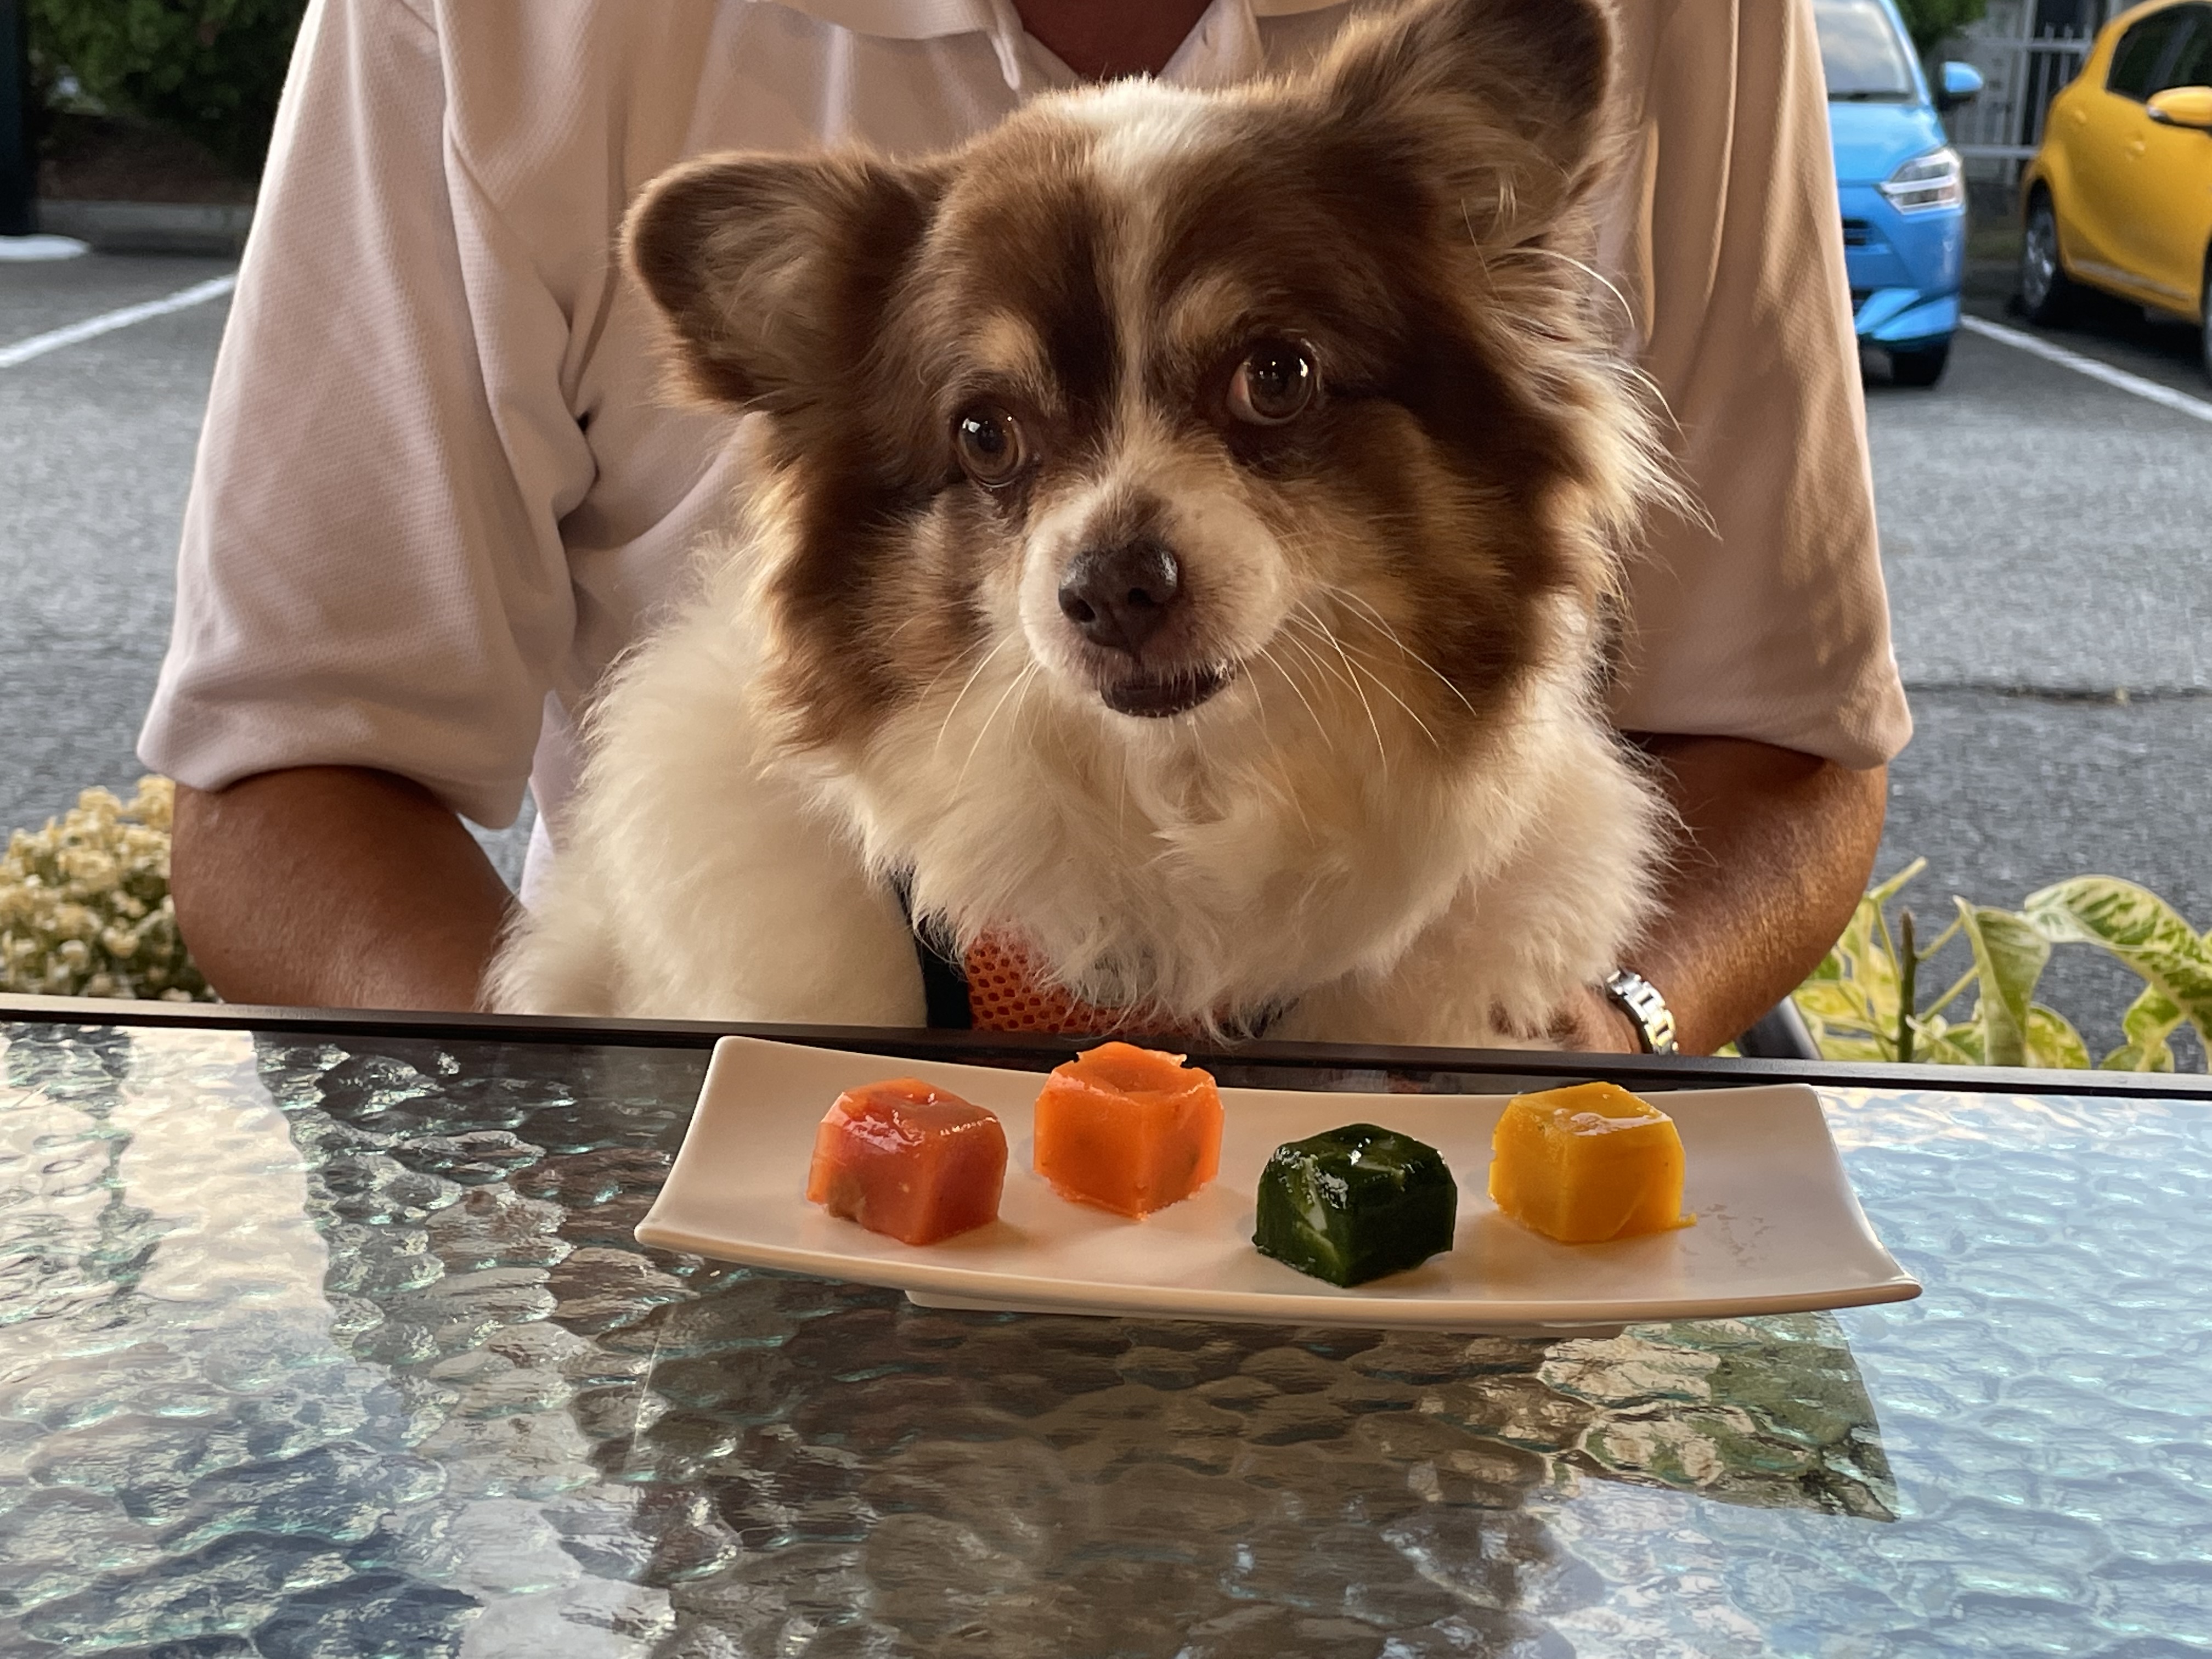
[1600,968,1678,1055]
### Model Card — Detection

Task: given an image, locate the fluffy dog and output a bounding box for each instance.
[489,0,1675,1046]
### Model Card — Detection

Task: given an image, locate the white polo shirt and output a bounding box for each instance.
[139,0,1911,861]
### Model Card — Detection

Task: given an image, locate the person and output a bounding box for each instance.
[140,0,1909,1054]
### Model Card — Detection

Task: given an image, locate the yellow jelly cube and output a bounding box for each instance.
[1488,1081,1694,1243]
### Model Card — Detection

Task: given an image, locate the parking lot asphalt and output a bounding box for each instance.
[2,250,2207,1048]
[1963,255,2207,401]
[1,257,237,862]
[0,252,239,342]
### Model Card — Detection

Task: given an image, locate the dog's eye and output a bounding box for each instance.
[1228,342,1316,425]
[955,406,1027,487]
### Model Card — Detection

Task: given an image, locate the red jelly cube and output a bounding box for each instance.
[804,1079,1008,1245]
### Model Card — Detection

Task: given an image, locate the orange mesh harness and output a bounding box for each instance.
[958,933,1198,1039]
[899,880,1278,1040]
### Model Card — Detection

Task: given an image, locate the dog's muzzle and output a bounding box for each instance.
[1056,538,1235,717]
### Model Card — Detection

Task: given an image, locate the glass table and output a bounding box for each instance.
[3,1000,2209,1656]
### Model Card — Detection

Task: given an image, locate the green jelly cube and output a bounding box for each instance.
[1252,1123,1458,1287]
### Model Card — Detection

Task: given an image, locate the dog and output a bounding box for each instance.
[488,0,1676,1047]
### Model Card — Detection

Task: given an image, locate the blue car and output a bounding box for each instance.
[1815,0,1982,386]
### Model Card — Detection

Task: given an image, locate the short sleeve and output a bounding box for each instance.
[1601,0,1912,769]
[137,0,592,828]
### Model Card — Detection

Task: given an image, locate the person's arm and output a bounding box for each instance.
[172,768,514,1011]
[1560,737,1884,1054]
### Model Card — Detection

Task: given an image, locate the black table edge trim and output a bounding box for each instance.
[6,992,2208,1101]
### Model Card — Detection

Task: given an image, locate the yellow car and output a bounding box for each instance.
[2018,0,2212,377]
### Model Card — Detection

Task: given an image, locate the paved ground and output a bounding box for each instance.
[2,249,2208,1047]
[0,254,240,855]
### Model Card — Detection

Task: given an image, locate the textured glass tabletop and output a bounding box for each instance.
[2,1019,2209,1657]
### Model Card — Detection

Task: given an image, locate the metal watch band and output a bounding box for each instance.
[1601,968,1678,1055]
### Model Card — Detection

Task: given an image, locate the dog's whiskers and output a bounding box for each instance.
[931,639,1007,763]
[1180,701,1215,777]
[1278,622,1376,760]
[1280,610,1360,698]
[1293,603,1389,780]
[911,631,995,712]
[1320,585,1481,721]
[1330,636,1442,752]
[1242,645,1278,749]
[1255,641,1333,754]
[955,658,1039,797]
[909,630,994,704]
[1246,651,1319,841]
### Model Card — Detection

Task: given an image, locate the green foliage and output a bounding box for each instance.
[2024,878,2212,1069]
[29,0,308,177]
[1895,0,1991,55]
[1796,864,2209,1071]
[1952,899,2049,1068]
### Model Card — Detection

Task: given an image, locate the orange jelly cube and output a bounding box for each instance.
[805,1079,1007,1245]
[1033,1042,1223,1217]
[1488,1081,1693,1244]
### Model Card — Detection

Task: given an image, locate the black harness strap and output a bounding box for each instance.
[892,873,973,1029]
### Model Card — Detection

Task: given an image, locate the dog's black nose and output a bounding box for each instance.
[1057,539,1182,657]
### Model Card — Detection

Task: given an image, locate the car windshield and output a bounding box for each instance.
[1815,0,1920,101]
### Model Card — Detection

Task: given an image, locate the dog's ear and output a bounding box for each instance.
[624,152,941,413]
[1310,0,1617,241]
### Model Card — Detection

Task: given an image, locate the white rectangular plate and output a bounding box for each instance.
[635,1036,1920,1333]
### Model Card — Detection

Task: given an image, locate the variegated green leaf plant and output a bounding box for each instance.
[1794,864,2209,1071]
[2022,878,2212,1072]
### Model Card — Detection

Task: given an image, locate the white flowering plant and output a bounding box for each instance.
[1,777,213,1001]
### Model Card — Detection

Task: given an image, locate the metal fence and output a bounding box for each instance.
[1948,30,2097,166]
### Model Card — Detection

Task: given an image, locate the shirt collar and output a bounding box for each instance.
[757,0,1345,92]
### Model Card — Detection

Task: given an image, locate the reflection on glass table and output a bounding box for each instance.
[2,1010,2208,1657]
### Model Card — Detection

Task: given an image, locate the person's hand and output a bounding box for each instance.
[1550,982,1644,1053]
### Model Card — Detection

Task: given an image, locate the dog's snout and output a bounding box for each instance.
[1057,539,1182,657]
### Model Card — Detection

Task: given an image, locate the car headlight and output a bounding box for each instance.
[1879,146,1965,213]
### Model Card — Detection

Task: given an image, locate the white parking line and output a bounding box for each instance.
[0,274,238,370]
[1960,315,2212,426]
